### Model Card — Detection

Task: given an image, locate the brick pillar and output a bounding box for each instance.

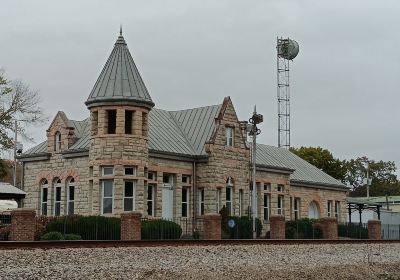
[121,212,142,241]
[10,209,36,241]
[270,215,285,239]
[203,213,221,240]
[368,219,381,240]
[320,217,338,239]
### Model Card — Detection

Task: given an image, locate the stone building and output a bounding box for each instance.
[19,31,348,224]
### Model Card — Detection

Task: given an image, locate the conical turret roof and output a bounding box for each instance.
[85,30,154,108]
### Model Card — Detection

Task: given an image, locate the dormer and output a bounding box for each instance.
[46,111,77,153]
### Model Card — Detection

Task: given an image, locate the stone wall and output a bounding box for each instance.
[89,105,150,216]
[197,97,250,216]
[23,155,89,215]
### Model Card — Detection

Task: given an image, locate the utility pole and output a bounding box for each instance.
[13,119,17,187]
[248,106,263,239]
[366,161,370,198]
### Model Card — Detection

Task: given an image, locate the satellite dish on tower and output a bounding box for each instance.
[277,39,299,60]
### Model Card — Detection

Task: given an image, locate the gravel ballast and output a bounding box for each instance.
[1,244,400,279]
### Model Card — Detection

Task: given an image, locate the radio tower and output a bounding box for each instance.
[277,37,299,149]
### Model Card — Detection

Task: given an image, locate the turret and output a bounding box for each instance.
[86,28,154,215]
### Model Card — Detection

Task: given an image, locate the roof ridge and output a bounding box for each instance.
[167,111,197,155]
[169,103,221,113]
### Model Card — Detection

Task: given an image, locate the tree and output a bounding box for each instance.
[345,157,399,197]
[289,146,347,182]
[0,70,45,150]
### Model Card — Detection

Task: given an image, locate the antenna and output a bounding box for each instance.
[276,37,299,149]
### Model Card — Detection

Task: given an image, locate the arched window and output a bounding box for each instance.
[54,131,61,152]
[40,179,48,216]
[308,201,319,219]
[67,178,75,215]
[226,177,234,215]
[54,178,62,216]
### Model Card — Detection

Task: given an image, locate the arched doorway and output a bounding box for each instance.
[308,201,319,219]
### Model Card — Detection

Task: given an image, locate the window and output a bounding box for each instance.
[54,131,61,152]
[294,198,300,220]
[102,180,113,214]
[142,112,148,137]
[106,110,116,134]
[199,189,205,215]
[102,166,114,176]
[277,184,284,192]
[182,175,191,184]
[239,189,243,216]
[264,183,271,191]
[216,188,221,213]
[54,179,62,216]
[263,194,270,221]
[41,180,48,216]
[124,181,135,211]
[124,166,137,176]
[335,201,340,220]
[225,127,234,147]
[327,200,333,217]
[277,195,284,215]
[67,178,75,215]
[125,110,133,134]
[147,185,155,216]
[163,174,173,185]
[92,111,98,135]
[148,172,156,181]
[182,188,189,217]
[226,177,234,215]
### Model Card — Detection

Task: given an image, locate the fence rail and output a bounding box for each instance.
[381,224,400,240]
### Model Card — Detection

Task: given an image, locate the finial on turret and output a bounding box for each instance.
[120,25,122,36]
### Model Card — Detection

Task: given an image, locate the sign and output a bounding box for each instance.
[228,219,236,228]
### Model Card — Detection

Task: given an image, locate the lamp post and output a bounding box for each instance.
[248,106,263,239]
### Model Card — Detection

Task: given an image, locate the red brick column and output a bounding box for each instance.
[320,217,338,239]
[368,220,381,240]
[203,213,222,240]
[270,215,285,239]
[10,209,36,241]
[121,212,142,241]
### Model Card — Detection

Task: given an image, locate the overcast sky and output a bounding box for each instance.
[1,0,399,170]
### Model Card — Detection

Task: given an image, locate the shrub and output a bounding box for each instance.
[44,216,121,240]
[141,220,182,240]
[64,233,82,240]
[0,225,11,241]
[222,216,263,239]
[285,218,323,239]
[40,231,63,241]
[338,223,368,239]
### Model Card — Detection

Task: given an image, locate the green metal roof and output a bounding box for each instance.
[22,105,345,189]
[85,31,154,108]
[255,144,346,188]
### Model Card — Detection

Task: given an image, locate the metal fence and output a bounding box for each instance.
[338,223,369,239]
[141,217,203,240]
[36,215,121,241]
[381,224,400,240]
[0,212,11,241]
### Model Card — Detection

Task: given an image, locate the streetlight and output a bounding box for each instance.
[247,106,263,239]
[363,160,372,198]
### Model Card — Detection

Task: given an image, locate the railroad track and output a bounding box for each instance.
[1,239,400,250]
